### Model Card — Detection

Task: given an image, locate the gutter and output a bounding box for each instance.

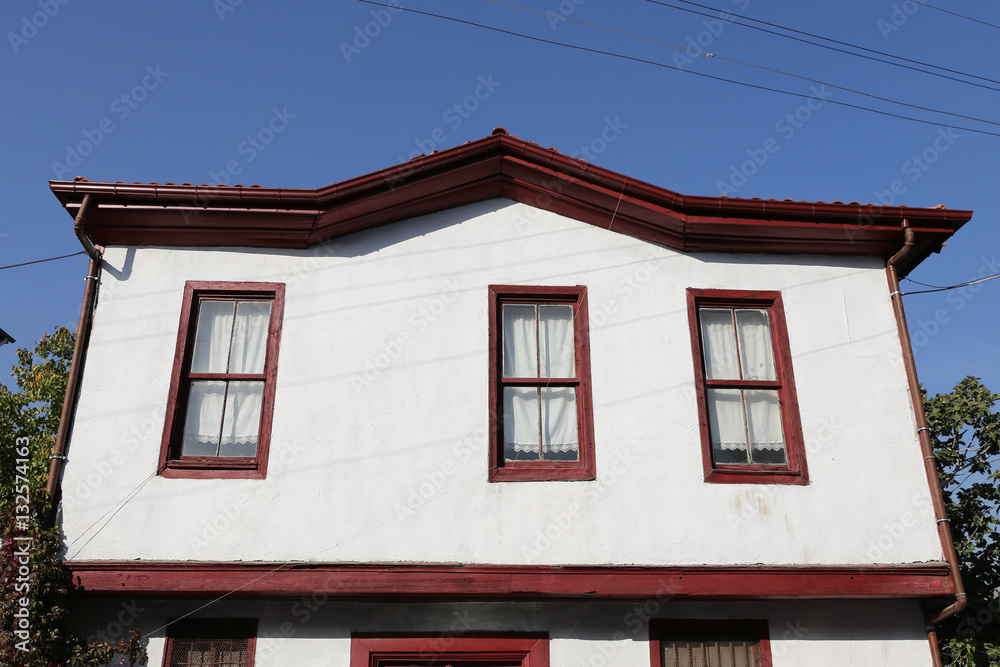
[885,220,966,665]
[45,195,102,520]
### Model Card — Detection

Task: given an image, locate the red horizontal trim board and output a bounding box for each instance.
[49,132,972,277]
[64,561,953,601]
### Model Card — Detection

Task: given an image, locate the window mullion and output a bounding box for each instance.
[535,306,543,459]
[731,311,753,463]
[190,372,265,381]
[739,389,753,464]
[704,379,780,389]
[536,387,544,460]
[225,300,238,374]
[730,309,743,381]
[216,381,230,457]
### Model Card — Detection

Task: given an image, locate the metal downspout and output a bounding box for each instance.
[885,220,967,663]
[45,195,101,518]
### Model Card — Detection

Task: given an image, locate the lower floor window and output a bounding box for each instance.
[163,619,256,667]
[651,620,771,667]
[351,634,549,666]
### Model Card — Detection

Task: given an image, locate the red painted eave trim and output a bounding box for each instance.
[63,561,954,601]
[49,132,972,273]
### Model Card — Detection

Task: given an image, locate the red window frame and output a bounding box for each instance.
[649,619,772,667]
[351,634,549,666]
[163,618,257,667]
[488,285,596,482]
[687,289,808,485]
[158,281,285,479]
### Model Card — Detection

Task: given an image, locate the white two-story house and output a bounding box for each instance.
[49,128,971,666]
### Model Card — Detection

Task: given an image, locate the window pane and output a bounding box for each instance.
[707,388,749,464]
[191,301,236,373]
[744,389,786,464]
[700,309,740,379]
[181,381,226,456]
[541,386,578,460]
[219,381,264,457]
[538,304,575,378]
[736,309,776,381]
[229,301,271,374]
[502,304,537,378]
[503,386,540,461]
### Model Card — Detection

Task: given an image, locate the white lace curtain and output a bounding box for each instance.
[501,304,578,459]
[181,300,270,457]
[700,308,785,462]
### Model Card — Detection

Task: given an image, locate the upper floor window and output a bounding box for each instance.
[488,286,596,481]
[159,282,284,479]
[650,619,772,667]
[688,289,807,485]
[163,618,257,667]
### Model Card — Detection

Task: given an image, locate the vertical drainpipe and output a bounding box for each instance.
[885,220,966,667]
[45,195,101,523]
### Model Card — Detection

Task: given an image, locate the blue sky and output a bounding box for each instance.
[1,0,997,397]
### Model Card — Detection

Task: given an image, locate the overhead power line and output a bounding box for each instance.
[903,273,1000,295]
[647,0,1000,92]
[358,1,1000,139]
[487,0,1000,129]
[922,3,1000,31]
[670,0,1000,85]
[0,251,85,271]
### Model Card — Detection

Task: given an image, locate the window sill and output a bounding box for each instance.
[705,467,808,485]
[489,462,596,482]
[160,457,266,480]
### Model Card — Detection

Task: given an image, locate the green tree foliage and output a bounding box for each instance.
[1,327,147,666]
[0,327,73,509]
[925,377,1000,666]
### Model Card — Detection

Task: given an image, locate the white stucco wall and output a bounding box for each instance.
[74,598,936,667]
[60,198,942,565]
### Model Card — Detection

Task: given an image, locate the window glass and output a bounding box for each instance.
[191,301,236,373]
[735,309,775,381]
[700,308,740,380]
[503,304,538,377]
[538,304,574,377]
[230,302,271,374]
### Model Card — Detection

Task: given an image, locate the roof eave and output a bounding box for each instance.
[49,132,972,274]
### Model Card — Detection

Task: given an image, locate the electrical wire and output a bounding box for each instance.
[668,0,1000,86]
[647,0,1000,92]
[922,3,1000,31]
[357,1,1000,139]
[0,251,86,271]
[486,0,1000,129]
[671,0,1000,85]
[903,273,1000,295]
[904,277,952,289]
